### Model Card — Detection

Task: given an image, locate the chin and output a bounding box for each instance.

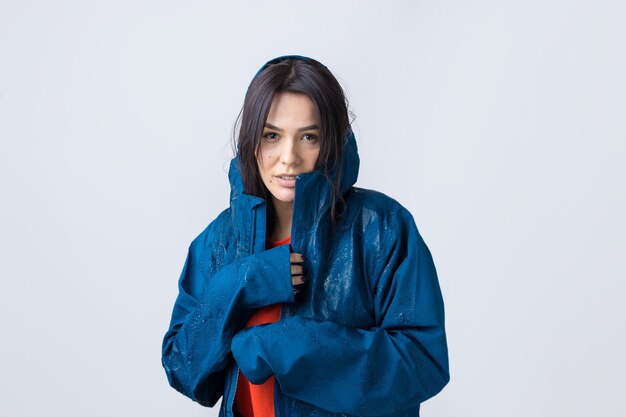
[273,191,295,204]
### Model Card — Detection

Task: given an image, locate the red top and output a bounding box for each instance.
[235,235,291,417]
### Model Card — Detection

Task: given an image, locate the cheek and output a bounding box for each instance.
[310,148,321,167]
[259,146,273,161]
[257,150,274,180]
[256,144,273,165]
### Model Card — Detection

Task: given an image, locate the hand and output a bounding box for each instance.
[290,252,305,296]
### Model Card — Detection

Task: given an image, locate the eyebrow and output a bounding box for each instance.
[264,123,320,132]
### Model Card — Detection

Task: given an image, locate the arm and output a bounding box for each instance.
[231,209,449,416]
[161,229,295,407]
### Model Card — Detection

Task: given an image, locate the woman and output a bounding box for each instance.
[161,55,450,417]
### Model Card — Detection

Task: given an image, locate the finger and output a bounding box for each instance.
[290,264,304,275]
[290,253,305,263]
[291,275,305,285]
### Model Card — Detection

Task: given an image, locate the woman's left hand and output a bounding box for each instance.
[289,252,305,295]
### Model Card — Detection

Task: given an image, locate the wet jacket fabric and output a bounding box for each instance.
[235,236,290,417]
[161,55,450,417]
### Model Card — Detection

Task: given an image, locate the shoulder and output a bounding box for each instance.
[188,207,236,269]
[191,208,232,247]
[345,186,418,230]
[345,186,429,259]
[343,187,431,290]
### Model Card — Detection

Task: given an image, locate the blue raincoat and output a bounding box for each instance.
[161,55,450,417]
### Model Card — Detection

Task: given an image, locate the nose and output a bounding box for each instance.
[279,136,301,166]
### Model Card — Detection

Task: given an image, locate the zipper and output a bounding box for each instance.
[249,205,257,255]
[239,193,291,417]
[275,278,285,417]
[230,200,262,417]
[229,364,240,417]
[272,221,287,417]
[274,377,281,417]
[273,309,282,417]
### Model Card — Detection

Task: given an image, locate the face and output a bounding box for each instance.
[256,92,321,208]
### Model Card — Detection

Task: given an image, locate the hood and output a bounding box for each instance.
[227,55,360,229]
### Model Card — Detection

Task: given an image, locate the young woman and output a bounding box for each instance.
[161,55,450,417]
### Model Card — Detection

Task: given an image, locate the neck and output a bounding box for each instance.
[270,198,293,241]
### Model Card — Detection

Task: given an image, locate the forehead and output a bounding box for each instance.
[266,92,318,125]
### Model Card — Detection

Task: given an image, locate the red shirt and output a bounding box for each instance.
[235,235,291,417]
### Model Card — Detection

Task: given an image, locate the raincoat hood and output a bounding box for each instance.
[227,54,360,232]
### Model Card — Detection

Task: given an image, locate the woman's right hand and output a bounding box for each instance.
[290,252,305,296]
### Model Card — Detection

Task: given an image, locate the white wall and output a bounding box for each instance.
[1,1,624,416]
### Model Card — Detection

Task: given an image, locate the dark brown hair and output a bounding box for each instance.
[231,57,352,234]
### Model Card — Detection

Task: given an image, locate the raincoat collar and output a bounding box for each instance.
[227,55,360,243]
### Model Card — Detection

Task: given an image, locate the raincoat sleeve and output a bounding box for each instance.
[230,208,449,416]
[161,223,295,407]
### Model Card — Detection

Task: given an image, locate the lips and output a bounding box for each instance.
[275,174,297,188]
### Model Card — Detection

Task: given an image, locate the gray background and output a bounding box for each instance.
[1,1,624,416]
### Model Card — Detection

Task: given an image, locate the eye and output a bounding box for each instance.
[302,133,319,142]
[263,132,279,141]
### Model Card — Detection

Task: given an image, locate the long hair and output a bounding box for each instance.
[231,57,352,234]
